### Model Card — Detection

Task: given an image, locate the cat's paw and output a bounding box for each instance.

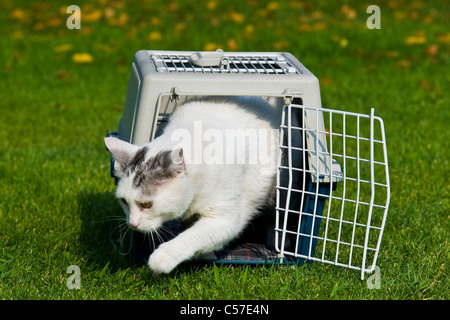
[148,246,180,274]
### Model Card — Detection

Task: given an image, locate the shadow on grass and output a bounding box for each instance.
[77,190,177,273]
[78,190,136,271]
[76,190,284,278]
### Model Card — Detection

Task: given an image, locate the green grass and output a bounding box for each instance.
[0,0,448,300]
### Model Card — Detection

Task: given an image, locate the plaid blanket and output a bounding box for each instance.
[130,219,286,265]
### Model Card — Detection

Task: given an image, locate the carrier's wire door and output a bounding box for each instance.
[276,104,390,279]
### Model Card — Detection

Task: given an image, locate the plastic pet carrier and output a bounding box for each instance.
[106,49,390,279]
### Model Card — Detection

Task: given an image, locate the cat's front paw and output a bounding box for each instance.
[148,245,180,274]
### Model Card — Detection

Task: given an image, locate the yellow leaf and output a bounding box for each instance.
[54,44,74,53]
[422,15,433,24]
[148,31,162,41]
[394,11,407,20]
[396,60,411,68]
[151,17,161,26]
[229,11,244,23]
[245,24,254,33]
[405,35,426,45]
[313,22,327,31]
[204,43,220,51]
[11,31,24,39]
[267,2,280,11]
[207,0,218,10]
[11,9,28,21]
[341,5,356,19]
[175,23,186,32]
[83,10,102,22]
[339,38,348,48]
[298,24,311,32]
[34,22,46,30]
[59,6,68,15]
[109,12,128,26]
[168,2,179,11]
[48,17,63,27]
[274,41,289,50]
[72,53,94,64]
[436,33,450,44]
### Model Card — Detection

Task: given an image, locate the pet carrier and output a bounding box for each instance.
[106,49,390,279]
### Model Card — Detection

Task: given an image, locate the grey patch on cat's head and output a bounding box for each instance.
[126,146,149,174]
[131,150,182,195]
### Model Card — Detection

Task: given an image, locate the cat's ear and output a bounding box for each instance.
[104,137,140,167]
[169,148,185,174]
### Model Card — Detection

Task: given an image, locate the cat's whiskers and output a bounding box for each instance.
[110,220,132,255]
[148,230,157,250]
[94,215,125,223]
[158,225,177,239]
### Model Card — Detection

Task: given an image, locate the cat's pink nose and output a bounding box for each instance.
[129,221,140,229]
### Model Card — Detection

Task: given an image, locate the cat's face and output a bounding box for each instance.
[105,137,192,233]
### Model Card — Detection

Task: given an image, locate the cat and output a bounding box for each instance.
[104,97,281,274]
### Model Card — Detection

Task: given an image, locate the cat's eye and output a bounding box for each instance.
[140,201,153,209]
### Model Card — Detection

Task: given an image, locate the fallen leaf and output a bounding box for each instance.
[436,33,450,44]
[384,50,399,58]
[104,7,115,19]
[227,38,238,51]
[331,34,347,47]
[48,17,63,27]
[229,11,244,23]
[406,31,426,45]
[406,35,426,45]
[204,43,220,51]
[109,12,128,26]
[11,31,24,39]
[83,10,102,22]
[150,17,161,26]
[148,31,162,41]
[267,2,280,11]
[320,78,333,85]
[298,24,311,32]
[274,41,289,50]
[396,60,411,68]
[425,44,438,56]
[422,15,434,24]
[341,5,356,19]
[313,22,327,31]
[245,24,254,33]
[420,80,430,89]
[11,9,28,21]
[394,11,407,20]
[207,0,217,10]
[311,11,323,20]
[72,53,94,64]
[56,70,71,79]
[34,21,46,30]
[175,23,186,32]
[167,2,178,11]
[54,44,74,53]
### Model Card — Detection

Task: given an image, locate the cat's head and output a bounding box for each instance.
[104,137,192,233]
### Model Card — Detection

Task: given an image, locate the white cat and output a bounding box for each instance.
[104,98,280,273]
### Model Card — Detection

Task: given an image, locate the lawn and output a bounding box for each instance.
[0,0,448,301]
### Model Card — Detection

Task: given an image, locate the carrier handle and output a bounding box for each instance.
[189,49,229,70]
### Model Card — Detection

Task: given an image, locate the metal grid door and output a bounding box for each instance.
[276,104,390,279]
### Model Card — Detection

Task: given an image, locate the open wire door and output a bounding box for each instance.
[276,104,390,279]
